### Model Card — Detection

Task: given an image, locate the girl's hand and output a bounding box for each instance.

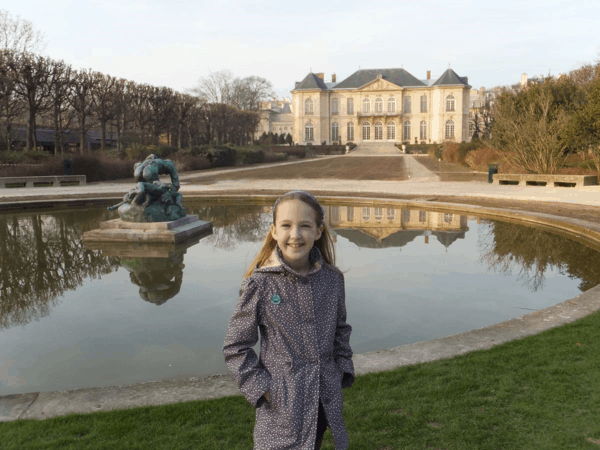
[263,391,271,404]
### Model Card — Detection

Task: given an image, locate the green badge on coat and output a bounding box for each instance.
[271,294,282,305]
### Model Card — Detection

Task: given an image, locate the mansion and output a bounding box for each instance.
[291,68,472,145]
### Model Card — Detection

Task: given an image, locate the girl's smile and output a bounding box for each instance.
[270,200,323,274]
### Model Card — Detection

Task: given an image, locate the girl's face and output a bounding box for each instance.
[270,199,323,271]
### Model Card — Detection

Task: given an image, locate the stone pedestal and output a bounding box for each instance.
[82,215,212,244]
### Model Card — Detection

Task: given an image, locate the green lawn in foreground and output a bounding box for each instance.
[2,310,600,450]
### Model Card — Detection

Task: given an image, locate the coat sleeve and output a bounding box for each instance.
[223,277,271,407]
[333,272,355,389]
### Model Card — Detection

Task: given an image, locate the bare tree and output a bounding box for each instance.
[47,59,75,155]
[0,9,46,55]
[0,50,25,150]
[91,73,118,151]
[10,52,52,150]
[189,69,236,104]
[172,92,198,149]
[70,68,97,153]
[147,85,175,145]
[491,81,570,174]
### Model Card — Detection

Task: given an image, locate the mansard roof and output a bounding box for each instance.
[294,72,328,90]
[333,68,426,89]
[433,68,471,87]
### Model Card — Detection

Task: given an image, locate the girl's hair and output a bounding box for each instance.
[243,191,336,278]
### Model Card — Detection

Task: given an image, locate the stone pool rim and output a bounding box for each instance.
[2,192,600,422]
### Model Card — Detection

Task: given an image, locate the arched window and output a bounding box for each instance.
[362,122,371,140]
[374,122,383,140]
[332,98,339,115]
[403,96,411,113]
[445,120,455,138]
[331,122,339,141]
[446,95,455,111]
[388,98,396,113]
[305,123,314,141]
[347,121,354,141]
[420,120,427,141]
[375,98,383,113]
[387,122,395,140]
[444,213,453,223]
[362,98,370,114]
[305,98,314,115]
[420,95,427,113]
[403,120,411,140]
[374,207,383,222]
[362,207,371,221]
[387,208,395,220]
[347,98,354,114]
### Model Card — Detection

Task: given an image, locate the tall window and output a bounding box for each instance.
[347,121,354,141]
[331,206,340,221]
[387,122,395,140]
[332,98,338,115]
[375,98,383,113]
[403,96,411,113]
[419,210,427,222]
[362,207,371,221]
[420,95,427,112]
[374,207,383,221]
[420,120,427,141]
[374,122,383,140]
[362,122,371,140]
[403,120,411,140]
[402,210,411,222]
[444,213,454,223]
[346,206,354,221]
[387,208,395,220]
[446,95,455,111]
[445,120,455,138]
[347,98,354,114]
[305,98,313,115]
[332,122,339,141]
[305,123,314,141]
[362,98,370,114]
[388,98,396,113]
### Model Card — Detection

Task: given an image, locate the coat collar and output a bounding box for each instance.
[254,245,323,278]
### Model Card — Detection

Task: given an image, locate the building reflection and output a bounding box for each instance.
[324,204,469,249]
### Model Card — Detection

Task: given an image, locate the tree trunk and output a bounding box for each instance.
[27,113,35,151]
[178,123,182,149]
[79,115,86,154]
[100,119,106,152]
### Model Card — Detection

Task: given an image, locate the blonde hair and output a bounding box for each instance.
[243,191,336,278]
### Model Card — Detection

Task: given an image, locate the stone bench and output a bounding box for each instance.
[0,175,87,188]
[492,173,598,188]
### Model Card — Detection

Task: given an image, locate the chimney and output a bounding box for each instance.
[427,70,431,80]
[315,72,324,80]
[332,73,337,83]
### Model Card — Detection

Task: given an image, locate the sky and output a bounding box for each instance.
[5,0,600,99]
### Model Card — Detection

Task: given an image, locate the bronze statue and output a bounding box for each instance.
[109,154,186,222]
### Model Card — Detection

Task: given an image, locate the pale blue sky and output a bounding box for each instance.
[7,0,599,97]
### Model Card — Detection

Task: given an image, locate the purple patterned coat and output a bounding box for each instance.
[223,246,354,449]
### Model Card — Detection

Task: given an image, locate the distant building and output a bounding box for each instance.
[291,68,472,145]
[255,97,294,140]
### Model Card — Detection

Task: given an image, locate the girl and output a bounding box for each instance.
[223,191,354,450]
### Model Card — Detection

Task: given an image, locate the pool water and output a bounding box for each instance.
[1,199,600,395]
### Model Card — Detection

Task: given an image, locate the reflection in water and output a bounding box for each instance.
[121,255,184,305]
[0,209,120,331]
[186,203,271,251]
[478,220,600,292]
[85,231,213,305]
[326,205,469,249]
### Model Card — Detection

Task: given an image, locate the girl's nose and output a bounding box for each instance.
[290,226,301,237]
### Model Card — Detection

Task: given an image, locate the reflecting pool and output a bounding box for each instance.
[2,199,600,395]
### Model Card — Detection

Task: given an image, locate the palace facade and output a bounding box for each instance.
[291,68,471,145]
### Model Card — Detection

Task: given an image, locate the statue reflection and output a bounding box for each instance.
[83,228,212,304]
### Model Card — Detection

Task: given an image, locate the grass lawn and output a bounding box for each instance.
[3,310,600,449]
